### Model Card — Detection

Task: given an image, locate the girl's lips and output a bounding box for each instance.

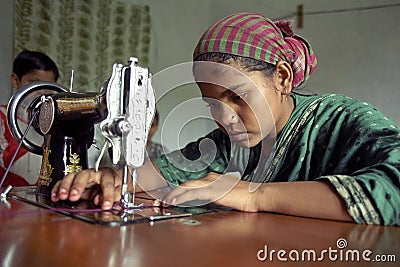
[229,132,249,142]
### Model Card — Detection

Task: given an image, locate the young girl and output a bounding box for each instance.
[0,50,59,186]
[51,13,400,226]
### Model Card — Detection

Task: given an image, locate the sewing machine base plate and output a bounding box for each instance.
[7,186,224,226]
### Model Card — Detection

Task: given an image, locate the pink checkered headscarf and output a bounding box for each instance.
[193,13,317,88]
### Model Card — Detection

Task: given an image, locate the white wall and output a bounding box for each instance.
[0,0,13,103]
[1,0,399,151]
[138,0,400,150]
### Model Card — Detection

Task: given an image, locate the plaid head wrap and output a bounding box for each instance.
[193,13,318,88]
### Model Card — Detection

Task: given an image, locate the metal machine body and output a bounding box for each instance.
[6,57,155,208]
[98,57,155,208]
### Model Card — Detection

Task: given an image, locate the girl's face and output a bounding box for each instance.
[11,69,57,90]
[195,61,291,148]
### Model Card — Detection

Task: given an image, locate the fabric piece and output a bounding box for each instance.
[193,13,317,88]
[155,93,400,225]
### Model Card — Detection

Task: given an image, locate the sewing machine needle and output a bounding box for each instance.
[69,69,74,92]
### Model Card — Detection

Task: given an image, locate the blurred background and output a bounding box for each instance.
[1,0,399,151]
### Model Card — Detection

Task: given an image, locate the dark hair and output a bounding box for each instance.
[194,52,276,78]
[13,50,60,81]
[154,109,159,124]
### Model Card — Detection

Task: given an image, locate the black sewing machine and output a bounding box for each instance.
[2,57,198,225]
[7,57,155,197]
[8,84,106,196]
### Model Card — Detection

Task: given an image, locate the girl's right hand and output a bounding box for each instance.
[50,167,123,210]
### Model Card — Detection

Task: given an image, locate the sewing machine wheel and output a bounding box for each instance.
[7,82,67,155]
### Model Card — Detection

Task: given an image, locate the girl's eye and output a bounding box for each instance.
[233,92,247,102]
[205,101,217,108]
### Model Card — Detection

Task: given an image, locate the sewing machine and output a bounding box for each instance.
[1,57,195,225]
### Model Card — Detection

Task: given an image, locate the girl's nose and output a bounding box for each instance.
[218,105,238,126]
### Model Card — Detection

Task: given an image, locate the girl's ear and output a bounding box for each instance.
[274,61,293,95]
[10,73,20,89]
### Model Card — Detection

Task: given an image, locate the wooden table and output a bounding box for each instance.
[1,193,399,267]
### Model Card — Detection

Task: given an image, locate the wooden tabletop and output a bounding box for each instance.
[0,194,399,267]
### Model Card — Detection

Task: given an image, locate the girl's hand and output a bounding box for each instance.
[51,167,123,210]
[161,172,260,212]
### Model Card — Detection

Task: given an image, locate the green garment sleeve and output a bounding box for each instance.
[317,100,400,226]
[154,129,230,186]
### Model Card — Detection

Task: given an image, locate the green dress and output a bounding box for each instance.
[155,93,400,226]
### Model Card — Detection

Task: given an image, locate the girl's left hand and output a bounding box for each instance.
[160,172,260,212]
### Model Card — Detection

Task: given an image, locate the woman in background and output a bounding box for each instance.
[0,50,59,186]
[51,13,400,226]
